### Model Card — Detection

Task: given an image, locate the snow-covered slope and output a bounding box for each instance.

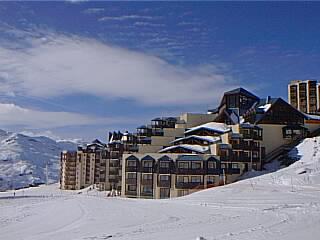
[1,137,320,240]
[0,129,77,191]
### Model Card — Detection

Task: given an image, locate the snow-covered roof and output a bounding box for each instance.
[185,122,231,135]
[240,123,262,129]
[304,113,320,121]
[258,103,272,112]
[159,144,209,154]
[171,135,220,144]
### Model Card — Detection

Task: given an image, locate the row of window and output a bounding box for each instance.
[126,173,217,184]
[127,160,217,169]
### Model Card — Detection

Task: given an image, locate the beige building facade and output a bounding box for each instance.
[288,80,318,114]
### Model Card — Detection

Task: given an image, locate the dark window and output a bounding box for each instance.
[191,161,201,169]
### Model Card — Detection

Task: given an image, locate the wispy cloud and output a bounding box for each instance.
[134,22,165,27]
[0,27,237,107]
[82,8,105,14]
[99,15,155,21]
[0,103,112,129]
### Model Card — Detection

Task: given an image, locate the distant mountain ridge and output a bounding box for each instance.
[0,129,78,191]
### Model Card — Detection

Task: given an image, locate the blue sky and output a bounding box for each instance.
[0,1,319,141]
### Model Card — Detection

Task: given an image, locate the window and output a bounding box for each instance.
[127,172,136,179]
[191,176,201,183]
[208,161,216,169]
[160,161,170,168]
[160,188,170,199]
[252,151,259,158]
[232,163,239,169]
[221,163,226,169]
[127,160,137,167]
[244,151,250,158]
[207,176,215,184]
[159,175,170,181]
[142,174,152,180]
[143,161,153,168]
[253,141,260,148]
[177,176,189,183]
[177,190,189,197]
[244,140,251,147]
[191,161,201,169]
[178,161,189,169]
[127,185,136,191]
[142,185,153,194]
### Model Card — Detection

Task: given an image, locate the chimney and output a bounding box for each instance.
[266,96,271,104]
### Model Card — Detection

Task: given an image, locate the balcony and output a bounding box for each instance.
[126,166,138,172]
[207,168,222,175]
[141,179,153,185]
[219,155,232,161]
[109,178,119,183]
[141,167,154,173]
[125,190,137,196]
[109,169,119,175]
[109,162,120,168]
[176,168,205,175]
[158,180,171,188]
[224,168,241,174]
[175,182,204,189]
[140,192,153,197]
[126,178,137,184]
[158,167,171,174]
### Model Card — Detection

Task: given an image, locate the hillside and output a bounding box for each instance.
[0,130,77,191]
[1,136,320,240]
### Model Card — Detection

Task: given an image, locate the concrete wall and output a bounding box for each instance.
[305,120,320,133]
[258,124,290,154]
[179,113,217,128]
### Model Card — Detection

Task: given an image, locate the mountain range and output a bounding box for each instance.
[0,129,78,191]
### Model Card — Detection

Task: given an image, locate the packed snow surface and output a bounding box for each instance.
[0,129,77,190]
[1,137,320,240]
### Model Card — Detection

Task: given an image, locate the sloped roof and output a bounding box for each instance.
[171,135,221,144]
[126,155,139,161]
[159,144,209,154]
[224,87,259,100]
[158,155,173,161]
[141,155,155,161]
[185,122,231,135]
[176,155,204,161]
[252,98,305,123]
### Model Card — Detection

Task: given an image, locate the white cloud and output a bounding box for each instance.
[99,15,155,21]
[0,103,120,129]
[0,30,238,106]
[82,8,105,14]
[134,22,165,27]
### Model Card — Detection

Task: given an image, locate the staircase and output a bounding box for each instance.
[263,135,303,164]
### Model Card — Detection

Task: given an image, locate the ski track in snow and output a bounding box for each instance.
[1,137,320,240]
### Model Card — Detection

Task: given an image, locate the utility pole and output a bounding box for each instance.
[45,161,49,185]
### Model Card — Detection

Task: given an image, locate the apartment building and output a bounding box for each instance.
[122,153,225,199]
[60,151,77,190]
[136,114,217,154]
[288,80,318,114]
[60,140,107,190]
[61,85,320,198]
[122,121,265,199]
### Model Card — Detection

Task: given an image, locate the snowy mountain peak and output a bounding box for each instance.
[0,130,77,191]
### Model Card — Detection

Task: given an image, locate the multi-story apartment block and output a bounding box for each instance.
[122,121,265,199]
[60,140,107,190]
[62,85,320,198]
[288,80,318,114]
[122,153,224,199]
[60,151,77,190]
[136,114,217,154]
